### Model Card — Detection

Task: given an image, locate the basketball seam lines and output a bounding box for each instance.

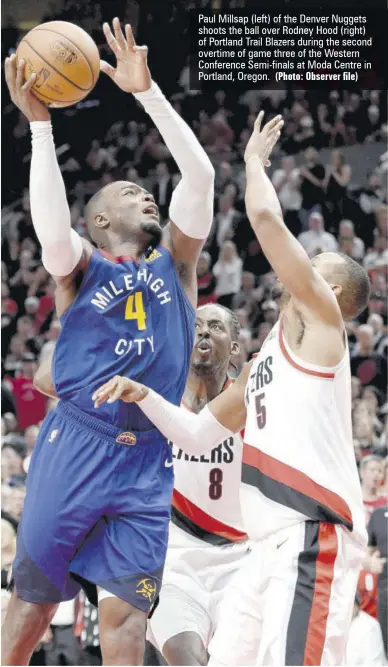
[23,38,91,92]
[32,27,96,85]
[28,88,78,105]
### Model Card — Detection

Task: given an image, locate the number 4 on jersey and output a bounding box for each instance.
[125,292,146,331]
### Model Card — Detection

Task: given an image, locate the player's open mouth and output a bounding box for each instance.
[197,340,212,352]
[142,204,159,217]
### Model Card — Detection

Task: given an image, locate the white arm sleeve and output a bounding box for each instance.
[30,121,83,276]
[137,389,234,455]
[134,82,214,239]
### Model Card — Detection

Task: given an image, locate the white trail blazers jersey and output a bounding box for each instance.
[241,319,367,549]
[169,380,247,548]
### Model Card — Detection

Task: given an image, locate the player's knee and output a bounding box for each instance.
[101,606,146,662]
[7,590,56,627]
[163,633,207,666]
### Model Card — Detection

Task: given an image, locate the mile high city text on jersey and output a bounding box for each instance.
[90,267,172,311]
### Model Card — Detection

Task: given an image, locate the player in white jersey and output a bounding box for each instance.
[93,112,371,666]
[148,303,250,665]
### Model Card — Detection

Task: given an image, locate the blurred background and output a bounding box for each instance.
[1,1,387,665]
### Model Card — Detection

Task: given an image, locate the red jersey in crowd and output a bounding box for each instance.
[197,271,217,307]
[4,376,47,430]
[364,495,388,523]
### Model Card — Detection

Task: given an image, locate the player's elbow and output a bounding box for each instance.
[246,204,280,230]
[195,149,215,184]
[202,159,215,183]
[33,368,56,399]
[42,233,82,277]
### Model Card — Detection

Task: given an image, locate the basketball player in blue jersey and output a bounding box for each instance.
[3,19,214,666]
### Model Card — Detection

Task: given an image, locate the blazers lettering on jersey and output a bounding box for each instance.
[173,437,234,464]
[171,488,247,546]
[242,443,353,530]
[245,355,273,405]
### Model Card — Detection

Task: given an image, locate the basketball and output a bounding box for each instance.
[16,21,100,108]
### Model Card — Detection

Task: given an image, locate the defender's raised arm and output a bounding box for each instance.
[244,112,342,328]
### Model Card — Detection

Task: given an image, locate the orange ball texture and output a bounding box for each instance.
[16,21,100,108]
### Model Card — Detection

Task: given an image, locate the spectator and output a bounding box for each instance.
[1,444,24,484]
[39,319,61,363]
[271,156,302,237]
[24,296,40,324]
[215,195,241,248]
[359,456,388,522]
[298,212,338,258]
[316,103,334,148]
[215,161,235,197]
[213,241,242,308]
[323,150,352,228]
[2,413,18,436]
[152,162,173,221]
[79,595,102,666]
[46,600,82,666]
[367,292,387,321]
[363,387,384,431]
[344,93,364,144]
[359,173,386,222]
[375,204,388,239]
[24,424,40,456]
[250,322,272,356]
[299,147,325,229]
[338,220,365,262]
[368,505,388,656]
[364,105,383,143]
[125,166,144,189]
[4,353,47,430]
[293,113,316,151]
[351,325,387,395]
[232,272,259,323]
[345,595,386,665]
[243,238,271,277]
[261,300,279,327]
[1,518,16,590]
[367,314,388,357]
[196,252,216,307]
[5,483,26,526]
[1,590,11,625]
[351,375,363,407]
[364,235,388,272]
[353,409,379,459]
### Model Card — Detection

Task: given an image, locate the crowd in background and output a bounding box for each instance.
[1,0,388,665]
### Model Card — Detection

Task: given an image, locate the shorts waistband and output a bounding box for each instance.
[56,400,165,444]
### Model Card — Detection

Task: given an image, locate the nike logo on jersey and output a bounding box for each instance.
[276,538,289,550]
[165,459,174,468]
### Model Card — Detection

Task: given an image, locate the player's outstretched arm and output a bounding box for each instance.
[4,55,91,279]
[100,19,214,305]
[92,364,249,454]
[245,112,342,327]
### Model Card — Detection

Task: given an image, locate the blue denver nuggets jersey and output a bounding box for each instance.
[53,246,195,430]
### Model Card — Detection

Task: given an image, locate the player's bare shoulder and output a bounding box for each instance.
[53,237,94,318]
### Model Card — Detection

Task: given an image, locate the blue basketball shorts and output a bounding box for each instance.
[12,400,174,611]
